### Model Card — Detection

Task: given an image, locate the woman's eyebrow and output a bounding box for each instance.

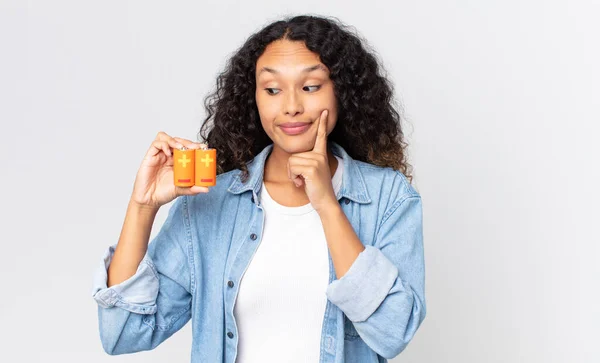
[258,64,327,75]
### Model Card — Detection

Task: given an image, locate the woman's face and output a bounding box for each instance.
[255,39,338,155]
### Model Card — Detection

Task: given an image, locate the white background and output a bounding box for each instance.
[1,0,598,362]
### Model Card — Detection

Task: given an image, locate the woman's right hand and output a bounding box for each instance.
[130,131,210,210]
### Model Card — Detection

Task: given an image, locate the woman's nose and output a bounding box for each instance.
[283,90,303,116]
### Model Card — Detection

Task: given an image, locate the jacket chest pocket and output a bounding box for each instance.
[343,314,360,341]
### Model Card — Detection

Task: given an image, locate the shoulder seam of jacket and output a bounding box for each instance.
[380,194,421,228]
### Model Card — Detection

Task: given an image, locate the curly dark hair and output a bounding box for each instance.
[197,14,413,184]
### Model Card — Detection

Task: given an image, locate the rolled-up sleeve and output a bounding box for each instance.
[91,245,159,315]
[325,245,398,322]
[91,196,194,355]
[325,194,426,359]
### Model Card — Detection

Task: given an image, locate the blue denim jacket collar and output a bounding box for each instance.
[226,141,372,204]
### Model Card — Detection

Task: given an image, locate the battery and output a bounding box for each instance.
[173,147,195,187]
[194,148,217,187]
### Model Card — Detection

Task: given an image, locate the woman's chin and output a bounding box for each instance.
[275,139,313,154]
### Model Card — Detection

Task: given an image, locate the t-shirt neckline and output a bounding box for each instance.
[260,155,343,216]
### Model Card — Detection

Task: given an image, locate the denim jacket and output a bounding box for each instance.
[92,141,426,362]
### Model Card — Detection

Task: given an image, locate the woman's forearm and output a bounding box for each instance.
[107,200,159,287]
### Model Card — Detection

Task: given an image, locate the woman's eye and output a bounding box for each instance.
[265,88,280,95]
[303,85,321,92]
[264,86,320,95]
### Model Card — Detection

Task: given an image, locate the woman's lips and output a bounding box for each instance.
[279,123,311,135]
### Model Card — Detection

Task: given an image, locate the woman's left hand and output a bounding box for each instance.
[287,109,338,214]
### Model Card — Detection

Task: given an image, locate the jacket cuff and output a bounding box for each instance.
[91,245,159,315]
[325,245,398,322]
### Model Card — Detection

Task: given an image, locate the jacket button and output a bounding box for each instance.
[227,331,234,339]
[250,233,257,240]
[227,280,234,288]
[344,199,350,205]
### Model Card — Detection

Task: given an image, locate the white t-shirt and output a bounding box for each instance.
[233,155,344,362]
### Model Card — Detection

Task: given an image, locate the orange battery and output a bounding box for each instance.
[194,148,217,187]
[173,148,195,187]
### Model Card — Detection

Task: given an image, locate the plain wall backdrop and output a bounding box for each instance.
[1,0,598,362]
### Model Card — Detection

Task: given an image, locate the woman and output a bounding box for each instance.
[92,15,426,363]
